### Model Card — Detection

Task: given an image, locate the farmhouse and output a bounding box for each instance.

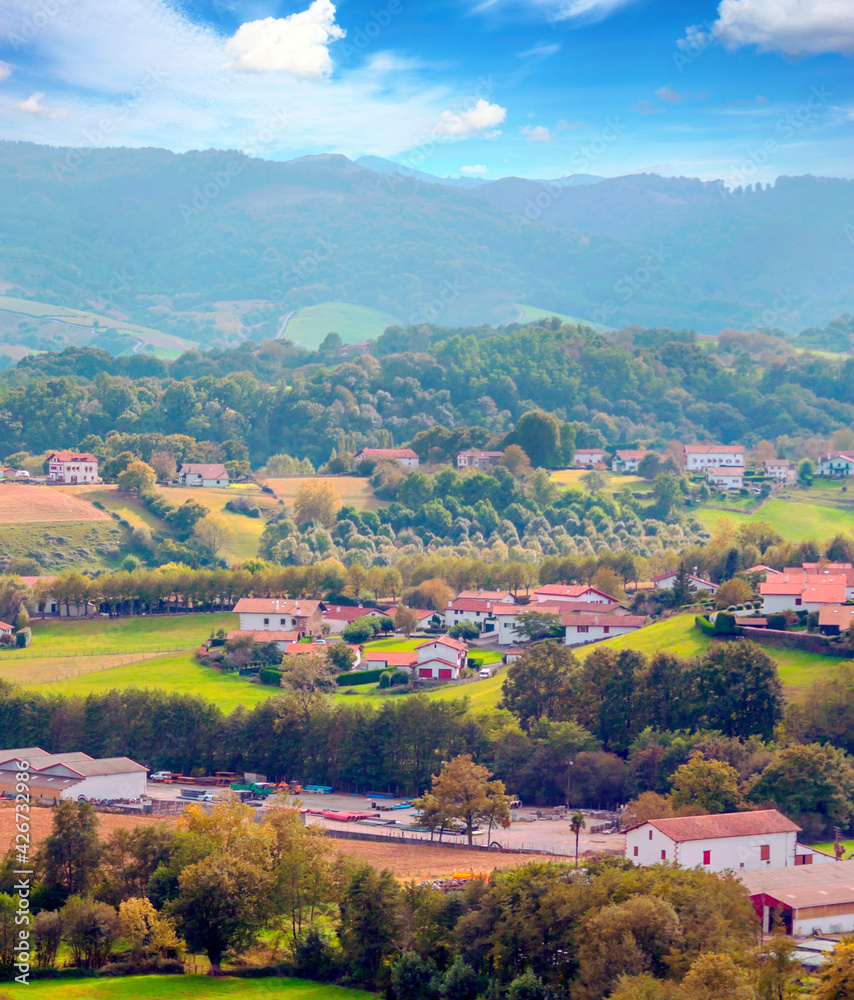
[1,467,29,479]
[764,459,792,480]
[232,597,324,637]
[759,574,847,614]
[624,810,829,874]
[456,451,503,471]
[0,622,12,637]
[562,612,645,646]
[574,448,606,467]
[445,598,500,633]
[494,603,564,645]
[816,451,854,477]
[682,444,745,471]
[741,861,854,936]
[47,451,99,484]
[0,747,147,802]
[179,463,230,487]
[456,589,517,604]
[653,571,717,593]
[796,562,854,599]
[226,629,299,651]
[818,605,854,636]
[322,605,386,633]
[532,584,620,605]
[354,448,419,469]
[705,467,744,489]
[611,449,651,473]
[413,635,467,680]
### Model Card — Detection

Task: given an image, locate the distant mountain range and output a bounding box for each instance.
[0,140,852,341]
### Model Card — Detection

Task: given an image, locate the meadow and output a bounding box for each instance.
[284,302,400,347]
[0,520,124,573]
[264,476,381,511]
[3,975,374,1000]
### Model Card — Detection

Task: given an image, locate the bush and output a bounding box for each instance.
[379,669,394,689]
[336,668,386,686]
[695,615,716,637]
[258,668,282,686]
[714,611,739,634]
[15,627,32,648]
[766,613,787,631]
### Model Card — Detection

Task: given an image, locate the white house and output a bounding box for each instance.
[759,574,847,614]
[562,612,645,646]
[226,628,299,651]
[653,571,717,593]
[456,451,503,471]
[0,748,147,802]
[531,584,620,605]
[354,448,419,469]
[232,597,324,637]
[625,810,817,874]
[494,603,564,645]
[705,467,744,489]
[683,444,745,471]
[575,448,606,467]
[179,463,230,487]
[611,449,651,473]
[796,563,854,600]
[817,451,854,477]
[322,605,387,633]
[47,451,99,484]
[741,861,854,937]
[445,598,500,634]
[764,459,792,481]
[413,636,467,680]
[456,590,517,604]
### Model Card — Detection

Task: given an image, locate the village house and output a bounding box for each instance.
[363,649,418,672]
[683,443,745,471]
[412,635,468,680]
[226,629,299,651]
[179,463,230,487]
[741,860,854,936]
[386,606,440,629]
[354,448,419,469]
[562,612,645,646]
[456,451,503,471]
[531,584,620,605]
[653,571,717,593]
[47,451,99,484]
[625,810,831,875]
[818,605,854,636]
[816,451,854,477]
[611,449,651,473]
[0,467,29,479]
[232,597,324,638]
[574,447,607,467]
[759,573,848,614]
[705,466,744,489]
[0,622,12,639]
[764,458,792,481]
[493,603,564,645]
[456,589,517,604]
[444,598,500,634]
[322,605,387,633]
[794,562,854,600]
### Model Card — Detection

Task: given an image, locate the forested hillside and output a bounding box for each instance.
[1,141,853,336]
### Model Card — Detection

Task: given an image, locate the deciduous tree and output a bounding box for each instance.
[293,480,342,527]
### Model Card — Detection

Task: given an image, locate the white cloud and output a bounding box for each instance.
[223,0,345,77]
[435,99,506,137]
[0,61,13,81]
[518,42,561,57]
[475,0,639,24]
[655,86,684,103]
[460,164,488,175]
[14,92,68,119]
[483,129,503,139]
[521,124,553,142]
[687,0,854,57]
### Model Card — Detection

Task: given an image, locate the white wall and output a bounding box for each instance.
[564,623,640,646]
[626,824,796,872]
[685,452,745,470]
[239,611,298,630]
[761,595,826,615]
[61,771,147,801]
[793,911,854,936]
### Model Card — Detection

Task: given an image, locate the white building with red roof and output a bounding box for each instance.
[493,603,564,645]
[817,451,854,477]
[456,589,517,603]
[232,597,324,637]
[179,462,230,487]
[705,466,744,489]
[574,447,607,467]
[683,443,745,471]
[759,573,848,614]
[562,612,645,646]
[531,584,619,605]
[625,810,831,874]
[445,598,502,634]
[764,458,793,481]
[47,451,99,484]
[653,570,717,593]
[354,448,419,469]
[322,605,387,633]
[413,635,467,680]
[456,451,503,471]
[611,449,652,473]
[741,859,854,936]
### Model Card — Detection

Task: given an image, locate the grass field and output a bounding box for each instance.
[26,613,237,654]
[0,520,124,572]
[265,476,380,511]
[3,975,374,1000]
[516,303,611,333]
[284,302,400,347]
[551,469,646,490]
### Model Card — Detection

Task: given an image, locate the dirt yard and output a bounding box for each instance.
[0,803,177,851]
[0,484,108,523]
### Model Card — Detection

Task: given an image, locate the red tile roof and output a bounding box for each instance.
[180,463,229,479]
[19,576,57,588]
[615,449,650,460]
[760,574,847,602]
[818,605,854,628]
[0,622,12,632]
[322,605,384,623]
[227,629,299,643]
[417,635,467,652]
[387,606,436,621]
[48,451,97,462]
[684,444,745,454]
[364,651,418,666]
[706,467,743,476]
[447,599,498,612]
[637,809,800,842]
[456,590,515,601]
[356,448,418,460]
[232,598,322,615]
[533,585,618,602]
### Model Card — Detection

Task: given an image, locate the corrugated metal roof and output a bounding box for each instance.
[741,860,854,909]
[633,809,800,842]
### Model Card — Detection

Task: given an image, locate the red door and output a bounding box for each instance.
[419,667,432,678]
[438,668,453,679]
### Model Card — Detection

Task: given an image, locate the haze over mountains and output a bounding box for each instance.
[1,140,852,343]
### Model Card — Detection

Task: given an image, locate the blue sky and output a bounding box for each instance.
[1,0,852,183]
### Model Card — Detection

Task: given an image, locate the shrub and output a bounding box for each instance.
[695,615,716,637]
[714,611,738,634]
[336,668,385,686]
[766,613,787,631]
[258,668,282,686]
[16,627,32,648]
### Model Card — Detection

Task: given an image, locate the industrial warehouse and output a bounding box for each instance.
[0,747,147,803]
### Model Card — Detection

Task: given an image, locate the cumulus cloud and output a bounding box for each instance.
[435,99,506,137]
[0,61,13,81]
[631,99,663,115]
[224,0,345,77]
[685,0,854,57]
[460,164,488,175]
[14,92,68,119]
[521,124,553,142]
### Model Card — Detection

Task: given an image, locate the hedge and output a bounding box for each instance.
[336,668,385,686]
[695,615,716,637]
[259,668,282,686]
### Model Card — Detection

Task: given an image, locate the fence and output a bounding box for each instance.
[0,645,184,661]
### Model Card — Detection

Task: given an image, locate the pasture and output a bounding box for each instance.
[265,476,380,511]
[551,469,645,490]
[516,302,611,333]
[0,520,124,572]
[284,302,400,347]
[3,975,374,1000]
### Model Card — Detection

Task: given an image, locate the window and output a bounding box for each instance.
[280,618,287,625]
[795,598,802,606]
[633,846,638,857]
[263,618,269,625]
[661,850,666,860]
[649,830,653,840]
[760,845,770,862]
[577,625,589,633]
[702,850,711,865]
[603,626,610,634]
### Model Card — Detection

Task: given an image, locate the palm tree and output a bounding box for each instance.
[570,812,586,867]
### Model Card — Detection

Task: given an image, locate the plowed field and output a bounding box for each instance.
[0,485,108,523]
